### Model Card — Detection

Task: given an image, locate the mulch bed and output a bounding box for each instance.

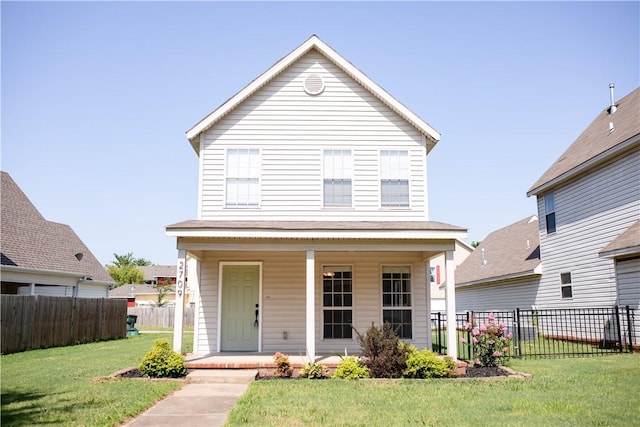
[460,366,511,378]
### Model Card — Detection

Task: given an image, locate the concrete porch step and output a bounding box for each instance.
[187,369,258,384]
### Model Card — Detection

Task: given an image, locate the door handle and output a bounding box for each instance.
[254,303,259,328]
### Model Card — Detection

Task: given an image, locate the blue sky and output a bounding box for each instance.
[2,1,638,266]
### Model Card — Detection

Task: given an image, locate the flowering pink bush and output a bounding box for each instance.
[463,313,512,367]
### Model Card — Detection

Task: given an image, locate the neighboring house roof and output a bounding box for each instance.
[109,284,175,298]
[599,220,640,259]
[138,265,176,281]
[528,87,640,196]
[456,216,542,287]
[167,220,466,239]
[1,171,113,284]
[186,34,441,153]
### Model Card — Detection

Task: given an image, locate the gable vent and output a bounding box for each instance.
[303,74,324,95]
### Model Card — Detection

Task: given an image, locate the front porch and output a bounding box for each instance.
[185,352,468,376]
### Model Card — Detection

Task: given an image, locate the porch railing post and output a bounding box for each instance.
[625,305,633,352]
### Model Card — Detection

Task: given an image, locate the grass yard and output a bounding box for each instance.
[1,331,193,426]
[226,354,640,427]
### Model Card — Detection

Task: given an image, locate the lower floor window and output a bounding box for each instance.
[382,266,412,339]
[323,309,352,339]
[383,309,412,339]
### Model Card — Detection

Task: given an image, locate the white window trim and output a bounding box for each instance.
[379,149,411,209]
[320,264,355,341]
[322,149,353,209]
[380,264,414,340]
[224,148,261,209]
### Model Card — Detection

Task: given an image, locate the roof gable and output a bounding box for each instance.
[0,171,113,283]
[528,87,640,196]
[186,35,440,150]
[456,216,541,286]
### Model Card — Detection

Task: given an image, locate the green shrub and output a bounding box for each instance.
[333,356,370,379]
[299,362,329,379]
[356,323,410,378]
[273,352,293,378]
[138,339,187,378]
[403,348,456,378]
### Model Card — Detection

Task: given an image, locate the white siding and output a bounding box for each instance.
[192,250,430,354]
[199,50,428,221]
[536,150,640,308]
[617,258,640,309]
[456,276,541,312]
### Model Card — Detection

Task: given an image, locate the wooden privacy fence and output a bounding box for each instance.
[127,307,194,328]
[1,295,127,354]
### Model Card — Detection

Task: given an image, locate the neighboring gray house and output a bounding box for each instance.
[1,171,113,297]
[167,35,467,360]
[455,216,542,312]
[527,86,639,311]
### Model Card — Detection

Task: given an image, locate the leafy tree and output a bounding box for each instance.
[471,241,482,248]
[152,279,172,307]
[106,252,152,287]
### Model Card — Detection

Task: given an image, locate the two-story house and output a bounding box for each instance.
[527,86,639,311]
[167,35,467,361]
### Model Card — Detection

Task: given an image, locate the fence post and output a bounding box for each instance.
[625,306,633,352]
[515,308,522,358]
[614,306,623,353]
[467,311,473,361]
[436,312,442,355]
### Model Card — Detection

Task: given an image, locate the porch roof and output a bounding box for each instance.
[166,220,467,240]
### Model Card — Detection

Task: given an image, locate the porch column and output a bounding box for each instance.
[444,250,458,359]
[29,283,35,295]
[173,249,186,353]
[306,250,315,362]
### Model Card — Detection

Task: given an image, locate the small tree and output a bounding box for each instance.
[106,252,152,287]
[355,323,410,378]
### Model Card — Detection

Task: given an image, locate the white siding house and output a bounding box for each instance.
[527,86,639,311]
[430,240,473,312]
[455,216,542,312]
[1,172,113,297]
[168,35,467,360]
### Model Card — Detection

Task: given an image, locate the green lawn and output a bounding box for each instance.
[2,334,638,427]
[1,331,193,426]
[226,354,640,427]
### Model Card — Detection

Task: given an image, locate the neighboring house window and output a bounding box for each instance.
[544,192,556,234]
[323,266,353,339]
[430,266,440,284]
[561,272,572,299]
[380,150,409,207]
[226,148,260,207]
[382,266,412,339]
[323,149,352,207]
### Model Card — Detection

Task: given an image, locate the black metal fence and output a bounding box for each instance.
[432,306,637,361]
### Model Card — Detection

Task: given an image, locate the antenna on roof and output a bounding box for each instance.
[481,248,487,266]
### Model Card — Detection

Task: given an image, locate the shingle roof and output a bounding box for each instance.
[599,220,640,259]
[528,87,640,196]
[138,265,176,281]
[167,220,465,232]
[1,171,113,283]
[456,216,541,287]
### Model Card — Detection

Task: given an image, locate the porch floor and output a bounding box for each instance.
[185,353,344,370]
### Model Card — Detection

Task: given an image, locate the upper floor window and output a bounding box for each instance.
[544,192,556,234]
[380,150,409,208]
[323,149,352,207]
[226,148,260,207]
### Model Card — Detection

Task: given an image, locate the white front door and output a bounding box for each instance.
[221,264,260,351]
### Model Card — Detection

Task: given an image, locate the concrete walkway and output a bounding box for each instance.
[122,370,257,427]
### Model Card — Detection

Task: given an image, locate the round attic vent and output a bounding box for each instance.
[303,74,324,95]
